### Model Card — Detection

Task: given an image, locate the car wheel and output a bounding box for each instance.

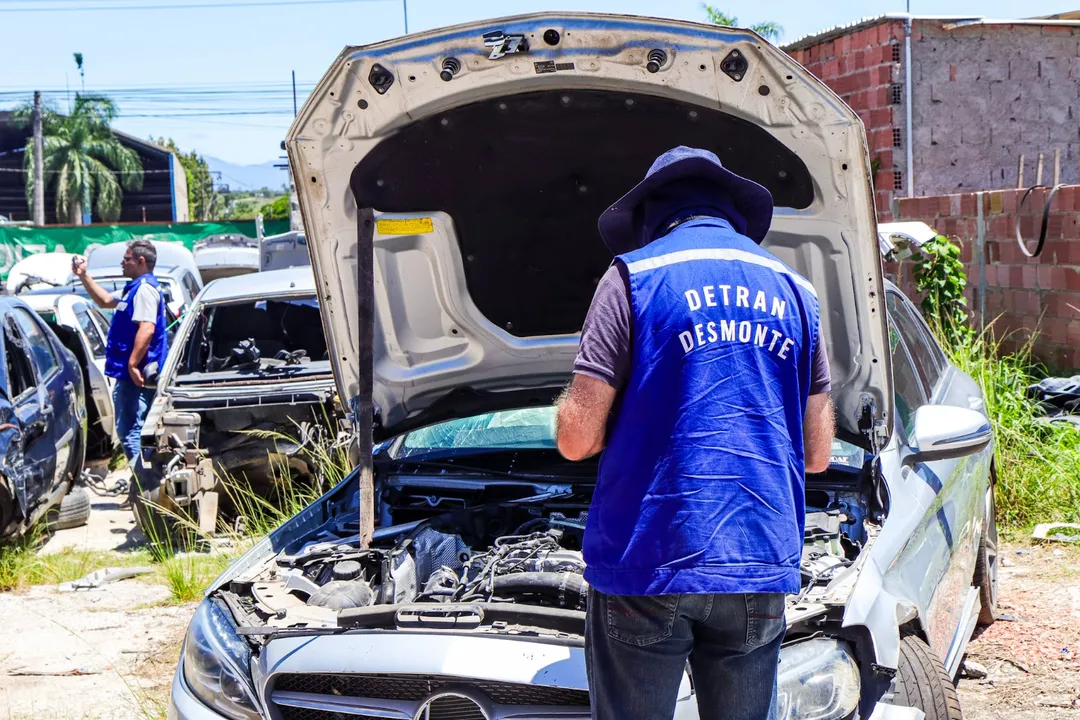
[891,635,964,720]
[50,486,91,530]
[972,486,998,626]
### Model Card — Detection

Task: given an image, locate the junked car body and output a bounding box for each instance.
[0,296,88,537]
[21,292,117,459]
[194,234,260,283]
[169,14,996,720]
[135,267,338,533]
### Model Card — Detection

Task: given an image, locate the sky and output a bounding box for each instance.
[2,0,1080,168]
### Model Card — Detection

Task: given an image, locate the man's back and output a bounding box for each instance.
[584,218,821,596]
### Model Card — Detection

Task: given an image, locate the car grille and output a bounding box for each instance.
[271,673,590,720]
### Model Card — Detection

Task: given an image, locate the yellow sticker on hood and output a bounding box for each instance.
[376,217,434,235]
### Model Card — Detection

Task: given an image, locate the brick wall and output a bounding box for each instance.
[894,185,1080,369]
[911,22,1080,196]
[787,20,905,219]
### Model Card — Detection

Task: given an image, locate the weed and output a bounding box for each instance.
[943,324,1080,529]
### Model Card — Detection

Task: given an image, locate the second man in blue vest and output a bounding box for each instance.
[556,147,835,720]
[74,239,169,478]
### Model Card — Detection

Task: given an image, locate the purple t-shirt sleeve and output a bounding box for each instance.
[573,262,831,396]
[573,263,631,390]
[810,326,831,395]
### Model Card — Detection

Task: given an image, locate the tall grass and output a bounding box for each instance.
[137,419,352,601]
[942,323,1080,529]
[0,525,153,592]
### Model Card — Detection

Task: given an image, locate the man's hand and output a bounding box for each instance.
[555,374,617,461]
[72,256,87,279]
[74,257,118,309]
[128,363,145,388]
[804,393,835,474]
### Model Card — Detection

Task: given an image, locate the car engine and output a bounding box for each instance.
[219,474,873,634]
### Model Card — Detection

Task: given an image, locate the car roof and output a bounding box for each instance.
[87,242,201,278]
[197,266,317,304]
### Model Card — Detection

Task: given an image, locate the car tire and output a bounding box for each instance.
[51,486,91,531]
[972,486,998,626]
[892,635,964,720]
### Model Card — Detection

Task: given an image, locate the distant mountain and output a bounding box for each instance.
[205,156,289,193]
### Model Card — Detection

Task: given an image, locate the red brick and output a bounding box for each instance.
[897,196,918,218]
[1068,268,1080,292]
[1066,241,1080,264]
[854,49,866,70]
[1043,24,1074,34]
[1023,266,1038,289]
[960,193,977,216]
[1038,265,1054,289]
[1002,190,1019,214]
[939,196,953,216]
[840,33,852,55]
[869,108,892,127]
[823,58,840,78]
[1019,214,1038,238]
[950,64,957,82]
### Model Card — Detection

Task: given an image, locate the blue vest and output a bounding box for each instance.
[105,273,169,382]
[583,218,820,596]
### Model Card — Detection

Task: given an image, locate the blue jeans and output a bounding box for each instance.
[586,589,786,720]
[113,377,155,467]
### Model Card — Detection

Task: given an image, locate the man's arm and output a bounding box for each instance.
[556,374,618,461]
[71,257,118,309]
[126,322,155,387]
[804,393,834,474]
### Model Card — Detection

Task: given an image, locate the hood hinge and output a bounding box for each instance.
[857,393,888,454]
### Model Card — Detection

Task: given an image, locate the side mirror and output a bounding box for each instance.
[909,405,992,463]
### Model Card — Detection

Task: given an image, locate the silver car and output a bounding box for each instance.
[169,13,997,720]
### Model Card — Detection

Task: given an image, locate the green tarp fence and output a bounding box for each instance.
[0,220,291,280]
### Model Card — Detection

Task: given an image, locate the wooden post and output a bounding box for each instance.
[1055,148,1062,185]
[32,91,44,226]
[1018,155,1025,189]
[1036,153,1044,185]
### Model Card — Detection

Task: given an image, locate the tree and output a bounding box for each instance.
[18,94,143,225]
[703,4,783,43]
[259,195,290,220]
[155,138,224,221]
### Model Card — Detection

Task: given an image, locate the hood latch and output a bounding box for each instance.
[484,31,530,60]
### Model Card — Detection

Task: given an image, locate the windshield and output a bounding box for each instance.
[393,408,866,468]
[176,295,329,378]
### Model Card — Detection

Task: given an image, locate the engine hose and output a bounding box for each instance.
[490,572,588,609]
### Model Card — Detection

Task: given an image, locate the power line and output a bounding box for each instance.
[0,0,391,11]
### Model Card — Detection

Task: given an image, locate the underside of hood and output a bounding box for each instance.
[287,13,892,448]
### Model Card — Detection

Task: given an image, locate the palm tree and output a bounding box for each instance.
[21,95,143,225]
[703,4,783,43]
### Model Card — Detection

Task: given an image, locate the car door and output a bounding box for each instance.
[11,307,76,492]
[883,291,992,666]
[55,296,117,444]
[2,315,56,516]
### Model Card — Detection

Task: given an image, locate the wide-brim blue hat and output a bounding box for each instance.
[597,146,774,255]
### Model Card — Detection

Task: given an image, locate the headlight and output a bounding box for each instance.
[182,599,261,720]
[776,638,861,720]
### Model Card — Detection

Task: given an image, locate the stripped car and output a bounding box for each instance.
[21,292,118,459]
[135,267,338,533]
[170,14,997,720]
[0,297,89,536]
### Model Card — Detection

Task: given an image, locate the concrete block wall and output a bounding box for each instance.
[910,22,1080,196]
[894,185,1080,369]
[787,20,906,219]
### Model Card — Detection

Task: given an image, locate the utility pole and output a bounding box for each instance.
[291,70,298,116]
[403,0,408,33]
[32,91,45,226]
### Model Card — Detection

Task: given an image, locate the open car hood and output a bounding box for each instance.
[287,13,892,448]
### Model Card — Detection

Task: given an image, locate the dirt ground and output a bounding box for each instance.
[957,542,1080,719]
[1,479,1077,719]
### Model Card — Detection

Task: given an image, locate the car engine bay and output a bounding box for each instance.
[214,452,882,640]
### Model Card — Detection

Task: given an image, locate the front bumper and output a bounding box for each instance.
[166,632,921,720]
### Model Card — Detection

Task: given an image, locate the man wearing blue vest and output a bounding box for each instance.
[73,239,169,472]
[556,147,834,720]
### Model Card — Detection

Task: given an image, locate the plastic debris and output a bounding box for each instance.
[1032,523,1080,543]
[58,566,155,592]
